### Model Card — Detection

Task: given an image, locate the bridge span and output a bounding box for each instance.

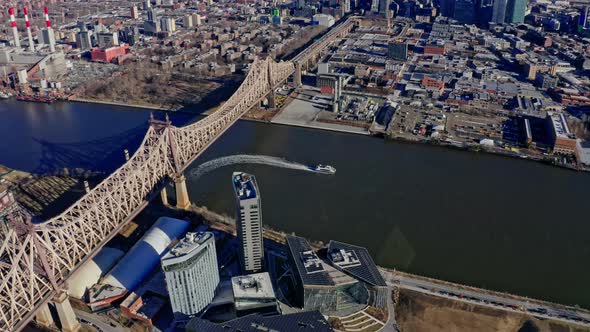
[0,16,358,332]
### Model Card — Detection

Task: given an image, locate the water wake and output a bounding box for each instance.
[190,154,313,179]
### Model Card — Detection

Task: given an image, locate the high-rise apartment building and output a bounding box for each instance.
[183,15,193,28]
[145,8,161,35]
[130,5,139,19]
[76,30,92,50]
[371,0,380,13]
[453,0,477,24]
[440,0,455,18]
[161,17,177,32]
[161,232,219,317]
[491,0,508,23]
[379,0,391,17]
[505,0,526,23]
[233,172,264,274]
[97,32,119,48]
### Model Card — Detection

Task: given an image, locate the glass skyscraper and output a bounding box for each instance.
[505,0,526,23]
[453,0,477,24]
[491,0,508,23]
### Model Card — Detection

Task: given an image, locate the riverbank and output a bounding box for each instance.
[69,97,176,111]
[386,134,588,173]
[243,102,586,173]
[65,99,579,173]
[191,204,590,330]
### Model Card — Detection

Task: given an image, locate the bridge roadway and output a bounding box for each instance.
[0,15,359,332]
[380,268,590,328]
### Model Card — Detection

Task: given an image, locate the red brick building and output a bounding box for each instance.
[91,44,130,63]
[421,76,445,93]
[424,43,446,55]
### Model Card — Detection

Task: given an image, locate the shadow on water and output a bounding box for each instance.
[18,111,200,219]
[20,123,152,220]
[31,123,149,176]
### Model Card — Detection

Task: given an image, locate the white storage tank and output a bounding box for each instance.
[101,217,190,291]
[67,247,124,299]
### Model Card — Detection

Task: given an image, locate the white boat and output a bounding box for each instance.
[310,164,336,174]
[0,92,9,99]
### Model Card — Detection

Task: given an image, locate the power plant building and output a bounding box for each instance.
[161,232,220,317]
[233,172,264,274]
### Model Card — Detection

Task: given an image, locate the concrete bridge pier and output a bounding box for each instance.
[54,292,80,332]
[161,187,169,206]
[294,62,302,86]
[174,173,191,209]
[35,303,55,329]
[268,91,277,109]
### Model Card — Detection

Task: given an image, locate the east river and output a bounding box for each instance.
[2,100,589,309]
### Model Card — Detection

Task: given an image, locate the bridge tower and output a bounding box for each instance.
[294,62,302,86]
[150,113,192,210]
[173,174,191,209]
[267,57,277,109]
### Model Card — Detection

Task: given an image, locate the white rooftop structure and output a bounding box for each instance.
[330,248,362,269]
[164,232,211,259]
[547,111,573,139]
[231,272,277,312]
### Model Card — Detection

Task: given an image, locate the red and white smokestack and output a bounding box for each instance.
[9,8,21,48]
[43,7,55,53]
[44,7,51,27]
[23,7,35,52]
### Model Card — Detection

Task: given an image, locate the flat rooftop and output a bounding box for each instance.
[547,111,573,139]
[231,272,276,300]
[327,241,387,287]
[162,231,213,260]
[232,172,258,200]
[87,283,126,303]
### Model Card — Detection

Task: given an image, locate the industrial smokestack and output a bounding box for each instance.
[43,7,56,53]
[23,7,34,52]
[44,6,51,28]
[9,8,21,49]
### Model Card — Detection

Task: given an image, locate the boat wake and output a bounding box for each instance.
[189,154,314,180]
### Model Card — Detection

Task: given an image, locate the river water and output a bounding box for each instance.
[1,100,589,309]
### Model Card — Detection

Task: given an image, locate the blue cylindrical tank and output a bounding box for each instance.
[102,217,190,291]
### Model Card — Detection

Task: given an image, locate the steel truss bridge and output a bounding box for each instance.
[0,16,356,332]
